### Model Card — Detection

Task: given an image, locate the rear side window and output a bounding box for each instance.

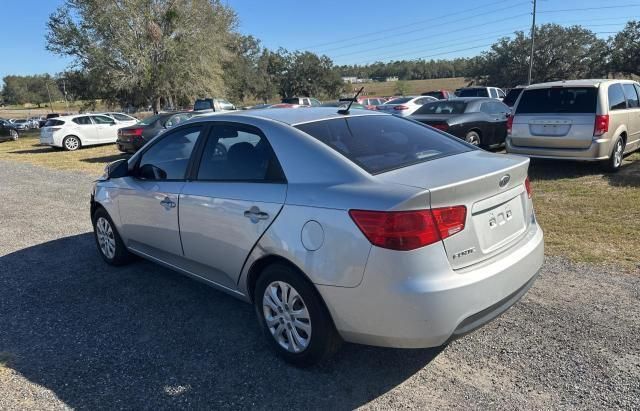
[622,84,639,108]
[282,98,299,104]
[608,84,627,111]
[295,115,470,174]
[72,116,92,125]
[459,88,489,97]
[415,101,467,114]
[516,87,597,114]
[45,119,65,127]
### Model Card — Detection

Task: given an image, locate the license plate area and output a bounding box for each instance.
[472,195,526,253]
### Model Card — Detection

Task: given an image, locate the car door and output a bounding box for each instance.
[117,125,205,259]
[490,101,510,144]
[91,115,119,143]
[622,83,640,150]
[179,123,287,289]
[71,116,99,144]
[478,102,497,142]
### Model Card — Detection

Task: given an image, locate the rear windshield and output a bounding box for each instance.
[516,87,597,114]
[458,88,489,97]
[385,97,412,104]
[194,99,213,111]
[415,101,467,115]
[502,88,524,107]
[281,98,299,104]
[44,119,65,127]
[295,115,469,174]
[422,91,443,99]
[139,114,162,125]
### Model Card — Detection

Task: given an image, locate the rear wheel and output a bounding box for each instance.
[465,130,481,146]
[9,129,18,141]
[254,263,341,367]
[603,137,624,173]
[63,135,81,151]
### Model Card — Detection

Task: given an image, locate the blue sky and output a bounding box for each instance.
[0,0,638,79]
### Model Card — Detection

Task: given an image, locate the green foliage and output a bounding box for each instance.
[337,58,470,81]
[610,20,640,76]
[395,80,410,96]
[2,74,63,107]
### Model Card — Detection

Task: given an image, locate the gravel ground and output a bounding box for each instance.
[0,159,639,410]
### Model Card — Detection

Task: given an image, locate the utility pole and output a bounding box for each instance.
[527,0,537,85]
[45,82,54,113]
[62,79,70,113]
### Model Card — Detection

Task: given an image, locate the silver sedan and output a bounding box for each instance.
[91,108,543,366]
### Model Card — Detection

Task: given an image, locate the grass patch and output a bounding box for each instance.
[1,131,639,268]
[347,77,469,97]
[0,131,127,175]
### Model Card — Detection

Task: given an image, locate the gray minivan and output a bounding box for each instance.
[506,79,640,171]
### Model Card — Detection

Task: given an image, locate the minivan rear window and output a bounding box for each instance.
[295,115,470,174]
[516,87,597,114]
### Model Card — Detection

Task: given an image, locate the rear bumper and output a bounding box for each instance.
[116,140,140,153]
[506,136,612,161]
[317,220,544,348]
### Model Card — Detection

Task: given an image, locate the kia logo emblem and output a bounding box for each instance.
[499,174,510,188]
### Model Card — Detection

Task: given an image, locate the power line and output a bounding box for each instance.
[311,2,531,53]
[538,4,640,13]
[300,0,526,50]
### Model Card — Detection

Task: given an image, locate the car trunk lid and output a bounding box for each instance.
[511,113,596,149]
[378,150,532,269]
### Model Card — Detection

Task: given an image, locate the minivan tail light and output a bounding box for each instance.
[394,105,409,110]
[506,115,514,135]
[349,207,466,251]
[594,114,609,137]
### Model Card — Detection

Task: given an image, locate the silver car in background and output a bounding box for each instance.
[377,96,438,116]
[507,79,640,171]
[91,108,543,366]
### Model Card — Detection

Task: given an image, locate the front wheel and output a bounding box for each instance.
[9,129,18,141]
[255,263,341,367]
[92,208,133,265]
[603,137,624,173]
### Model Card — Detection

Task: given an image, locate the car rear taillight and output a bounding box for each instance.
[349,206,466,251]
[431,123,449,132]
[118,127,144,141]
[394,105,409,110]
[525,176,532,199]
[593,114,609,137]
[506,115,514,136]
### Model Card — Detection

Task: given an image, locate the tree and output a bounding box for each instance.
[469,24,608,87]
[47,0,238,111]
[610,20,640,76]
[277,50,343,99]
[2,74,62,107]
[224,35,262,104]
[395,80,410,96]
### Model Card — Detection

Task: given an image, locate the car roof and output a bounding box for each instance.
[431,97,495,103]
[195,107,385,126]
[526,79,639,89]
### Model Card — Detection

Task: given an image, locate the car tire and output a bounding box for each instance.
[63,135,81,151]
[254,263,342,367]
[603,137,624,173]
[465,130,481,146]
[9,129,18,141]
[92,207,133,266]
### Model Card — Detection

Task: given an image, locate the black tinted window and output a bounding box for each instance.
[516,87,597,114]
[622,84,639,108]
[138,126,202,180]
[415,101,467,114]
[194,99,213,111]
[608,84,627,110]
[503,88,524,107]
[197,125,283,181]
[45,119,65,127]
[296,116,469,174]
[459,88,489,97]
[72,116,92,125]
[281,98,299,104]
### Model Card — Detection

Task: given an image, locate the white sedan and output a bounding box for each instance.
[376,96,438,116]
[101,112,139,127]
[40,114,120,151]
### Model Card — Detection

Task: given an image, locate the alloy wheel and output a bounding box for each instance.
[95,217,116,259]
[65,137,80,151]
[613,140,623,168]
[262,281,312,353]
[465,132,480,145]
[10,129,18,141]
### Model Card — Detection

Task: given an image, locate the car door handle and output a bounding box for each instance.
[160,197,176,209]
[244,207,269,220]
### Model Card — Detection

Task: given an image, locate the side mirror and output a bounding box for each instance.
[104,158,128,179]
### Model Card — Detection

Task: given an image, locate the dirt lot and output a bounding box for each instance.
[0,154,639,408]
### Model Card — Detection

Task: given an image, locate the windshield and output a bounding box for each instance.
[295,115,469,174]
[194,99,213,111]
[458,88,489,97]
[385,97,412,105]
[139,114,162,125]
[415,101,467,115]
[516,87,597,114]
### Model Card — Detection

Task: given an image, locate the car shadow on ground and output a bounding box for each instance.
[81,153,130,163]
[0,234,441,409]
[528,156,640,187]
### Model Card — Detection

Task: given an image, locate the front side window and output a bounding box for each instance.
[137,126,202,180]
[608,84,627,111]
[296,115,470,174]
[197,125,284,182]
[622,84,639,108]
[72,116,93,125]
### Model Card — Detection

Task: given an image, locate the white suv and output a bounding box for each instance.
[458,87,506,100]
[40,114,120,151]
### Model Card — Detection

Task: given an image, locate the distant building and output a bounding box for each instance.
[385,76,399,82]
[342,76,358,84]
